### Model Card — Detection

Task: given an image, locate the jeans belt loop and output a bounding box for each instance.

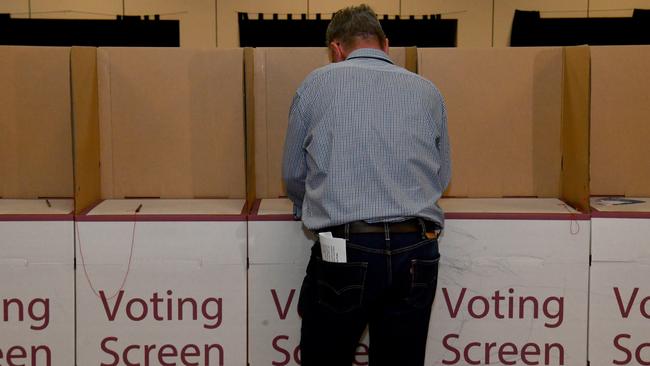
[417,218,427,240]
[384,223,390,241]
[344,223,350,241]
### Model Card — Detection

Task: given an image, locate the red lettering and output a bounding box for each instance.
[443,288,466,318]
[28,299,49,331]
[272,335,291,366]
[99,291,124,321]
[464,342,481,365]
[519,296,539,320]
[442,334,460,365]
[521,343,540,365]
[143,344,156,366]
[641,297,650,319]
[6,346,26,366]
[205,343,224,366]
[271,289,296,320]
[202,298,222,329]
[498,343,517,365]
[484,342,497,364]
[353,343,369,366]
[492,291,505,319]
[614,334,633,365]
[543,297,564,328]
[3,299,24,322]
[158,344,177,366]
[126,299,148,321]
[31,345,51,366]
[467,297,489,318]
[123,344,140,366]
[100,337,119,366]
[636,342,650,366]
[293,344,301,365]
[544,343,564,365]
[151,293,164,321]
[614,288,639,318]
[178,298,198,321]
[180,344,200,366]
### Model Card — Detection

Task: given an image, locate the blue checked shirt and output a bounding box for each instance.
[282,48,450,230]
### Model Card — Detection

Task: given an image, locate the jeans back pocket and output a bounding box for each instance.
[316,259,368,314]
[407,257,440,309]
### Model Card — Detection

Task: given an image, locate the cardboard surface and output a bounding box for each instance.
[96,47,245,200]
[590,46,650,197]
[258,198,294,215]
[427,219,590,366]
[560,46,591,213]
[440,198,579,214]
[0,199,73,215]
[418,47,564,198]
[76,220,247,366]
[590,217,650,366]
[251,47,408,199]
[0,221,74,366]
[591,197,650,213]
[72,47,102,214]
[0,46,73,199]
[87,199,246,216]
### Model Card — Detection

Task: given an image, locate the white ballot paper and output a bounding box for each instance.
[318,232,347,263]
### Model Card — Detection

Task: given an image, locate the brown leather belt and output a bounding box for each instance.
[321,218,441,239]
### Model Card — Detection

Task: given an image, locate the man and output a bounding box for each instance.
[282,5,450,366]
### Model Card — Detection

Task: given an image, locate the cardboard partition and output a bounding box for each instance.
[426,217,590,366]
[0,46,73,200]
[72,47,246,214]
[75,219,247,366]
[0,220,74,366]
[248,198,370,366]
[246,47,412,201]
[417,47,589,212]
[589,207,650,366]
[590,45,650,198]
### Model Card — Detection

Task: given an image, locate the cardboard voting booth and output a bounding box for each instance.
[71,48,247,366]
[0,47,75,366]
[246,47,412,366]
[248,198,371,366]
[417,47,591,366]
[589,46,650,366]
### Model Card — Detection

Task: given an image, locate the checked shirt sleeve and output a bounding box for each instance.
[282,92,308,217]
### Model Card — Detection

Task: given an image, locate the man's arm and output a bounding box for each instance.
[282,93,308,217]
[436,93,452,191]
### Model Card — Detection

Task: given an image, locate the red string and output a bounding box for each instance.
[76,211,137,300]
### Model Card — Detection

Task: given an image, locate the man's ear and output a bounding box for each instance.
[383,38,389,54]
[329,41,346,63]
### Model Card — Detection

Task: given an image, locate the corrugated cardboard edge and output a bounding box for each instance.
[71,47,101,214]
[405,46,418,73]
[560,46,590,213]
[244,48,256,212]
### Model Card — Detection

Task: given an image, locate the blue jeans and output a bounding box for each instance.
[298,230,440,366]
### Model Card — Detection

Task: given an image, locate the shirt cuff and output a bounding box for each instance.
[293,204,302,219]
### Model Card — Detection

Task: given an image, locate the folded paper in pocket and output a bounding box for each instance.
[318,232,347,263]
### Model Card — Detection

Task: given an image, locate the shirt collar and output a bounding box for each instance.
[345,48,394,64]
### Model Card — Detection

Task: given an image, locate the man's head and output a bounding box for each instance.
[326,4,389,62]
